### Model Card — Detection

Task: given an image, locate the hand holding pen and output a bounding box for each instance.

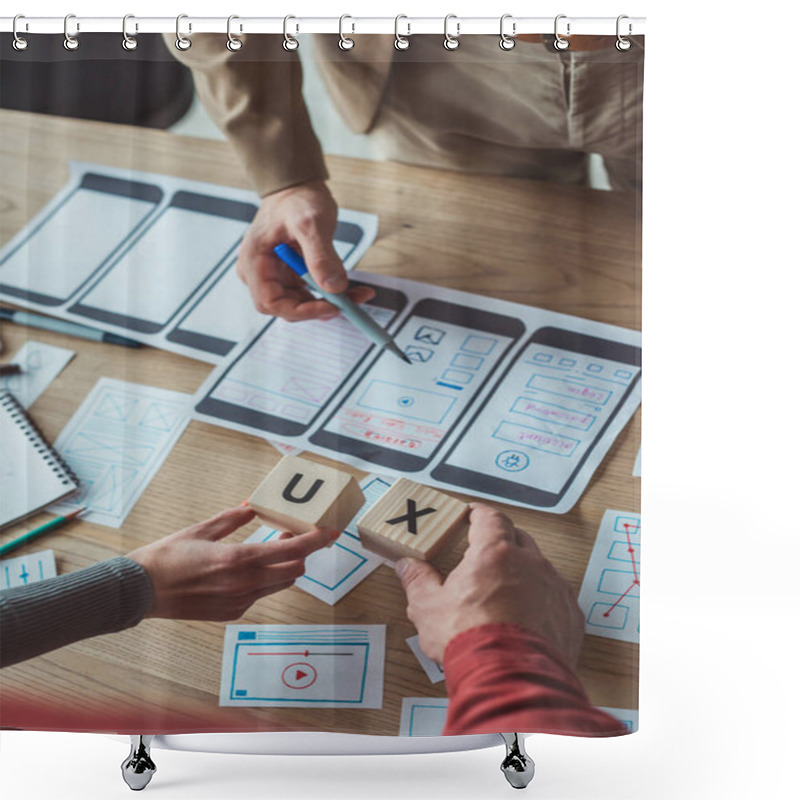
[235,183,375,322]
[273,243,411,364]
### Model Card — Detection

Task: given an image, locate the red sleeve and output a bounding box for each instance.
[442,623,628,737]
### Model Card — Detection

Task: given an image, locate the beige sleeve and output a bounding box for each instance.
[165,33,328,197]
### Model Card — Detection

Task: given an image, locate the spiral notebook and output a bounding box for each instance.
[0,390,79,528]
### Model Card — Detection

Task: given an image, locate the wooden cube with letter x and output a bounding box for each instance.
[248,455,365,534]
[356,478,469,562]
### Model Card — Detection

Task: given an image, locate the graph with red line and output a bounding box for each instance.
[578,510,641,644]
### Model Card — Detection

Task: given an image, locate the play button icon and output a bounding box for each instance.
[281,662,318,690]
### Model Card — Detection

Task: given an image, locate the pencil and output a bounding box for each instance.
[0,507,86,558]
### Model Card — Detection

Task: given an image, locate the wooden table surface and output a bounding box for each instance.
[0,109,640,734]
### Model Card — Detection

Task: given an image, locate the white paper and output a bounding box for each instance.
[219,625,385,708]
[406,635,445,684]
[597,706,639,733]
[578,509,641,644]
[0,162,379,365]
[244,474,392,605]
[633,446,641,477]
[49,378,192,527]
[399,697,449,736]
[194,272,642,514]
[0,549,57,589]
[0,341,75,408]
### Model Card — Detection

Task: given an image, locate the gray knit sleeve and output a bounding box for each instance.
[0,556,154,668]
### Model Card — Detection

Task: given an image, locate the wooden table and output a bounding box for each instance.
[0,109,640,734]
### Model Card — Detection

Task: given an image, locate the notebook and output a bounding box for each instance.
[0,390,79,528]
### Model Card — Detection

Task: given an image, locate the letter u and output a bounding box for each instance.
[282,473,324,504]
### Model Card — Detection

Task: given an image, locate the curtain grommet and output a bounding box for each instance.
[553,14,570,50]
[122,14,138,51]
[339,14,355,51]
[226,15,243,51]
[443,14,460,51]
[175,14,192,51]
[616,15,632,51]
[283,15,299,51]
[63,13,79,51]
[12,15,29,51]
[394,15,410,50]
[499,14,516,51]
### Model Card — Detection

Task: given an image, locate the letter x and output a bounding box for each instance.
[386,499,436,535]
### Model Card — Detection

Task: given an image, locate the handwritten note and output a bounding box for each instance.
[0,549,57,589]
[0,341,74,408]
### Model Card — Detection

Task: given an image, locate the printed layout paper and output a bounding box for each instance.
[578,509,641,643]
[50,378,192,527]
[194,273,641,513]
[0,163,378,365]
[1,550,57,589]
[219,625,385,709]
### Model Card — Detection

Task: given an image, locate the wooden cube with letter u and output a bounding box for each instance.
[356,478,469,562]
[248,455,365,534]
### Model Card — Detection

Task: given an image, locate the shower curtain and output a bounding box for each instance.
[0,19,643,746]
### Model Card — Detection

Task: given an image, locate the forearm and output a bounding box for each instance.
[165,33,328,196]
[0,556,153,668]
[442,623,626,736]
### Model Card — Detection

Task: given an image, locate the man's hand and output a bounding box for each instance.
[127,506,339,621]
[395,503,585,667]
[236,181,375,321]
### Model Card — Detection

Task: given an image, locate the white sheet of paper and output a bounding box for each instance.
[49,378,192,527]
[194,272,641,514]
[219,625,385,708]
[0,163,379,365]
[633,446,641,477]
[578,509,641,644]
[406,635,445,684]
[399,697,449,736]
[597,706,639,733]
[0,341,75,408]
[0,549,57,589]
[245,475,392,605]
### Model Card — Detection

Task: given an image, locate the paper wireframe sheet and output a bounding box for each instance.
[399,697,449,736]
[0,162,378,365]
[50,378,192,527]
[0,341,75,409]
[193,272,642,514]
[219,625,385,708]
[245,474,391,605]
[0,550,57,589]
[578,509,641,643]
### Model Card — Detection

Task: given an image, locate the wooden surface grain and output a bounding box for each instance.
[0,109,641,733]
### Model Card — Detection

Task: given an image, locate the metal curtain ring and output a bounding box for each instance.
[122,15,138,51]
[12,15,28,51]
[227,15,243,51]
[499,14,515,50]
[616,14,632,51]
[175,14,191,51]
[553,14,570,50]
[63,13,79,51]
[339,14,355,50]
[443,14,460,51]
[394,15,410,50]
[283,15,299,51]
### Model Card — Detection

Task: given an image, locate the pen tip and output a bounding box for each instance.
[400,352,413,365]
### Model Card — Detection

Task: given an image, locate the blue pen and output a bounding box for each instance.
[274,243,411,364]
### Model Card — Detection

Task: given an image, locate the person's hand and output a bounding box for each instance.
[395,503,585,667]
[236,180,375,321]
[127,506,340,621]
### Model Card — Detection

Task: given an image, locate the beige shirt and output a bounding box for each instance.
[170,34,643,196]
